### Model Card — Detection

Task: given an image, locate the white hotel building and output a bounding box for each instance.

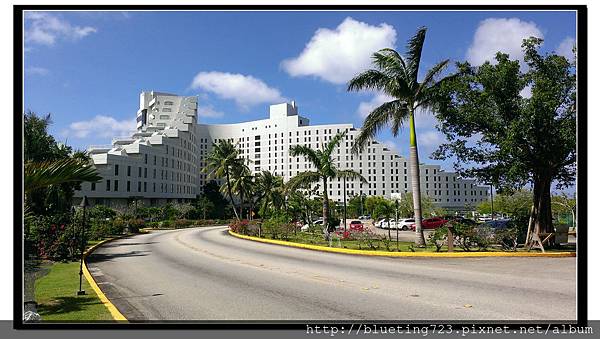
[75,91,489,211]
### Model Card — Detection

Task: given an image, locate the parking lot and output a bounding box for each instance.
[341,218,432,242]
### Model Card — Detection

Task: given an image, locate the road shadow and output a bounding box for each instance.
[88,250,151,263]
[102,242,158,247]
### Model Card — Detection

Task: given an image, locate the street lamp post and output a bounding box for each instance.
[343,176,347,231]
[395,199,399,250]
[77,196,89,296]
[489,183,494,221]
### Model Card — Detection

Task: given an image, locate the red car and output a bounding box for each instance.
[409,217,448,231]
[349,220,364,232]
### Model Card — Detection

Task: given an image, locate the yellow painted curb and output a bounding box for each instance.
[228,230,576,258]
[83,236,129,322]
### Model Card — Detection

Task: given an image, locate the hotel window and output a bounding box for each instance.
[127,181,131,192]
[127,166,131,176]
[144,168,148,178]
[162,108,172,112]
[106,180,111,191]
[114,164,119,176]
[138,182,141,192]
[91,182,96,191]
[144,182,147,192]
[164,101,174,106]
[114,180,119,191]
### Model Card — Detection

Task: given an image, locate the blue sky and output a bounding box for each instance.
[23,10,576,174]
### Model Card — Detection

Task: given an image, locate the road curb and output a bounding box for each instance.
[228,230,576,258]
[83,235,132,322]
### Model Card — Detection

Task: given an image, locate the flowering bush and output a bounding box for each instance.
[229,219,260,236]
[26,214,79,261]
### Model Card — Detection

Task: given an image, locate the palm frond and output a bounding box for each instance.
[416,59,450,97]
[406,27,428,84]
[352,99,408,154]
[289,144,321,168]
[347,69,391,92]
[335,169,368,184]
[285,171,321,192]
[372,48,408,79]
[25,158,101,193]
[323,131,347,158]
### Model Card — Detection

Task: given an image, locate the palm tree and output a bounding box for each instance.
[347,27,454,246]
[204,140,241,220]
[287,131,367,238]
[255,171,285,217]
[228,163,254,219]
[373,199,395,241]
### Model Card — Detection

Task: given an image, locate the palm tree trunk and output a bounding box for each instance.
[322,177,330,240]
[409,108,426,246]
[225,169,239,220]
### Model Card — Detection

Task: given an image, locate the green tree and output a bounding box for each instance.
[227,162,254,219]
[364,196,386,217]
[551,192,576,228]
[432,38,576,245]
[287,132,365,238]
[347,27,454,246]
[372,199,395,240]
[255,171,285,218]
[396,192,438,218]
[200,180,230,219]
[195,196,214,220]
[204,140,242,220]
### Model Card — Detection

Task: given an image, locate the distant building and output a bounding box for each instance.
[75,91,489,211]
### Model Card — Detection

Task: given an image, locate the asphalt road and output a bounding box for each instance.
[87,226,576,321]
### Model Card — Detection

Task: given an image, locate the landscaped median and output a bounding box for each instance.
[228,230,576,258]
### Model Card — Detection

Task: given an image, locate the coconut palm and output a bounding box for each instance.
[255,171,285,217]
[347,27,454,246]
[287,131,367,238]
[204,140,241,220]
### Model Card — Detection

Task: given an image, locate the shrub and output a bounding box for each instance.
[173,219,194,229]
[494,226,520,251]
[229,219,259,236]
[475,225,494,251]
[26,214,79,261]
[428,226,448,252]
[451,222,478,252]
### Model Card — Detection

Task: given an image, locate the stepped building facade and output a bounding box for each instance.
[74,91,489,211]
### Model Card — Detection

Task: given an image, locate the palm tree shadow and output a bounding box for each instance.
[37,296,102,316]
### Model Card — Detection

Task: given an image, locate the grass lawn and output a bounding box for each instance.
[35,261,114,321]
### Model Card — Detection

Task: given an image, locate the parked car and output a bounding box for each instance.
[409,217,448,231]
[483,219,513,230]
[444,216,479,226]
[301,219,323,231]
[377,218,395,229]
[349,220,364,232]
[396,218,415,231]
[358,215,371,220]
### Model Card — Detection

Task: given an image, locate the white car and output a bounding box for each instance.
[377,219,396,229]
[395,218,416,231]
[301,219,323,231]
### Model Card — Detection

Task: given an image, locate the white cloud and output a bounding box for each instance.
[382,140,401,153]
[467,18,543,66]
[25,67,49,76]
[282,17,397,84]
[556,36,576,62]
[197,105,225,119]
[25,12,97,46]
[520,85,532,98]
[62,115,135,139]
[190,71,285,108]
[418,130,444,148]
[356,93,395,118]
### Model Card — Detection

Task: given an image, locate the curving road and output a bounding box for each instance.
[87,226,576,321]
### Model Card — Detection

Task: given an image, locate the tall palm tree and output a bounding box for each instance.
[24,158,101,193]
[255,171,285,217]
[287,131,367,238]
[204,140,241,220]
[347,27,453,246]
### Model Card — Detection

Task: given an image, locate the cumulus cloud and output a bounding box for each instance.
[197,105,225,119]
[62,115,136,139]
[467,18,543,66]
[190,71,285,108]
[25,66,49,76]
[282,17,397,84]
[556,36,576,62]
[25,12,97,46]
